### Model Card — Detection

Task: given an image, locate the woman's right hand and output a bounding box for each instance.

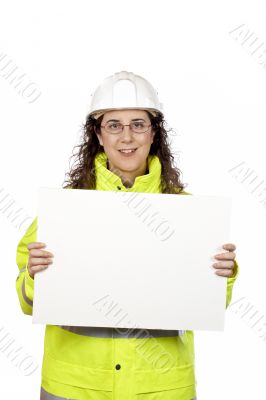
[26,242,54,279]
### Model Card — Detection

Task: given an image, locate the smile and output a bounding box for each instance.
[118,148,137,154]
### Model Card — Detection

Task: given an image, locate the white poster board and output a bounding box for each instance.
[32,188,232,331]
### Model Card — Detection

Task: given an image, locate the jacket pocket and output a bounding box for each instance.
[42,350,113,391]
[134,363,196,393]
[132,333,196,394]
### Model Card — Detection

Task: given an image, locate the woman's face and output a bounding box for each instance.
[96,109,155,176]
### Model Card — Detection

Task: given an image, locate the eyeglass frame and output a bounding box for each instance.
[100,121,152,134]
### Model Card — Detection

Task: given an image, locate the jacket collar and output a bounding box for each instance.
[94,151,162,193]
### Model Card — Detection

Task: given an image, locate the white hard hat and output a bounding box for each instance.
[87,71,163,119]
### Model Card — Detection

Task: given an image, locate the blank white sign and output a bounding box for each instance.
[32,188,232,331]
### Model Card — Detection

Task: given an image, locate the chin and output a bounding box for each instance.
[118,161,140,171]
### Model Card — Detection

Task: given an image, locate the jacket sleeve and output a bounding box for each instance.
[225,259,239,309]
[15,216,38,315]
[179,189,240,310]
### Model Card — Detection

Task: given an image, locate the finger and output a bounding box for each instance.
[30,249,54,257]
[214,269,234,277]
[212,260,235,269]
[27,242,46,250]
[214,251,236,260]
[29,264,50,273]
[222,243,236,251]
[29,257,53,266]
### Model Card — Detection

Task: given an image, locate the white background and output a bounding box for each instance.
[0,1,265,399]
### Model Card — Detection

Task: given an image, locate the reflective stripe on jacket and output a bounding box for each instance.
[16,151,239,400]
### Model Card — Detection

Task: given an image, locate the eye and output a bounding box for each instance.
[132,122,145,128]
[108,122,121,129]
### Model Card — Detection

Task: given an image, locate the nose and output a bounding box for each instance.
[121,125,133,141]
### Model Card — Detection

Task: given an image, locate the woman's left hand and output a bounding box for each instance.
[212,243,237,277]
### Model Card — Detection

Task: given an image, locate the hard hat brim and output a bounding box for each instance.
[89,108,162,120]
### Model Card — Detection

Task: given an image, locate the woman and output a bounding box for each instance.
[16,71,239,400]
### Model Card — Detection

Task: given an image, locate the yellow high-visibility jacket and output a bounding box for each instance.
[16,151,239,400]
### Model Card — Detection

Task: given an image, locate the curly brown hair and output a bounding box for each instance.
[62,111,187,194]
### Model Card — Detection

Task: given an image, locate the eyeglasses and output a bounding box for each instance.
[100,121,151,135]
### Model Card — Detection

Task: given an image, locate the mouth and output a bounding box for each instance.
[118,148,138,154]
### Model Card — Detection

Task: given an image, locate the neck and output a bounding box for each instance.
[107,160,149,188]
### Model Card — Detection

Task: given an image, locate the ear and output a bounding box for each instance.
[151,129,156,144]
[96,133,103,146]
[94,127,103,146]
